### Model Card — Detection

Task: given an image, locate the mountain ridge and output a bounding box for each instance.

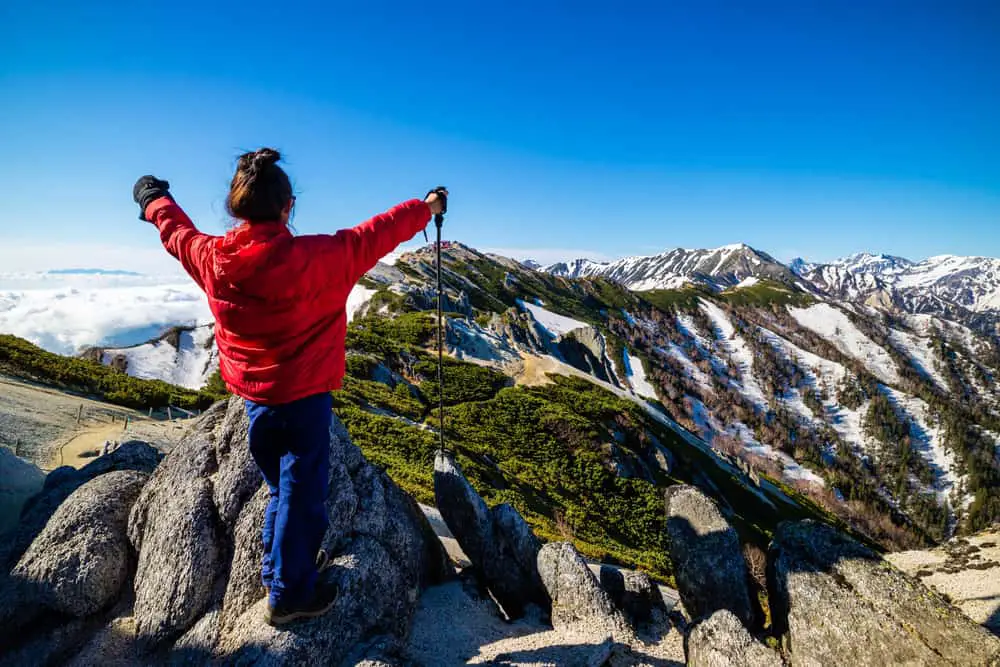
[539,243,1000,337]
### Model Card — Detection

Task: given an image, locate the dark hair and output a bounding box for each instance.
[226,148,294,222]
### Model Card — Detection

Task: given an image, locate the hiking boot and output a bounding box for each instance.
[264,580,338,626]
[264,550,333,597]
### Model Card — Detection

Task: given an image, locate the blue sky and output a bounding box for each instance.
[1,1,997,273]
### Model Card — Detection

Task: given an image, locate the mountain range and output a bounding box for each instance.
[542,245,1000,337]
[8,239,998,557]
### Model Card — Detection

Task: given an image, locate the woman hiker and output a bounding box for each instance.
[134,148,447,625]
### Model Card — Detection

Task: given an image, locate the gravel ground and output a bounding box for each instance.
[887,529,1000,635]
[0,375,188,470]
[414,504,685,665]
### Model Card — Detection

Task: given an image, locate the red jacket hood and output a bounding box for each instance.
[213,221,293,284]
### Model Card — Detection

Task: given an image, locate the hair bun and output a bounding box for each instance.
[251,148,281,168]
[238,148,282,174]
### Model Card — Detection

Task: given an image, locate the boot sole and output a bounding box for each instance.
[265,598,336,626]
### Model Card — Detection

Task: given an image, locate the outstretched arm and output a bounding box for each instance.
[134,176,214,289]
[331,199,433,287]
[144,197,214,289]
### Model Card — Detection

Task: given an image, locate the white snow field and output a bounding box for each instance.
[698,299,768,409]
[101,324,217,390]
[515,299,588,337]
[788,303,901,384]
[346,285,377,323]
[622,348,658,400]
[887,327,948,391]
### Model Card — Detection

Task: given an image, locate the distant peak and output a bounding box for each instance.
[46,268,143,276]
[831,252,913,267]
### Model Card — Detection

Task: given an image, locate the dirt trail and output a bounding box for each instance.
[1,375,190,470]
[49,422,132,470]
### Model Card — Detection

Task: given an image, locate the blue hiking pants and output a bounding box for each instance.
[245,392,332,608]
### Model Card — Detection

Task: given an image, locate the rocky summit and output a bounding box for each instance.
[1,401,999,666]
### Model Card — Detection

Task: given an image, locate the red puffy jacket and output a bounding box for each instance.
[146,196,432,405]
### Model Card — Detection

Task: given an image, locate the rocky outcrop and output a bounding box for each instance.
[488,310,552,356]
[433,449,548,618]
[0,469,148,652]
[598,565,667,629]
[556,328,620,386]
[769,520,1000,666]
[536,542,632,640]
[0,446,45,535]
[0,440,161,572]
[1,397,449,665]
[14,470,147,617]
[664,485,756,627]
[685,610,782,667]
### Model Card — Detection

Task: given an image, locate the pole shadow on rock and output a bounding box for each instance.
[767,519,1000,666]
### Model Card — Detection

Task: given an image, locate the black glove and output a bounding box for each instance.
[133,176,172,221]
[426,186,448,215]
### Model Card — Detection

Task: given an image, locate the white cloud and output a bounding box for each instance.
[480,247,614,265]
[0,274,211,355]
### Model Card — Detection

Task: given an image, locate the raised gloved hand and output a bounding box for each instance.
[132,176,173,221]
[425,187,448,218]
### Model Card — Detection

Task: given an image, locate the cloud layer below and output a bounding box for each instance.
[0,273,212,355]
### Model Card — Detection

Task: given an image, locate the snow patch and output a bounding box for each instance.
[516,299,588,337]
[882,387,964,503]
[101,324,217,390]
[698,299,767,410]
[346,285,378,323]
[623,348,658,400]
[688,396,825,486]
[658,342,714,393]
[887,327,948,391]
[788,303,900,384]
[735,276,759,288]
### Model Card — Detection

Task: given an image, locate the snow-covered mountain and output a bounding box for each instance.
[545,243,795,291]
[799,253,1000,328]
[82,324,218,391]
[10,240,999,546]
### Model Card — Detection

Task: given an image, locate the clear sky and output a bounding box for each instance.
[1,1,998,273]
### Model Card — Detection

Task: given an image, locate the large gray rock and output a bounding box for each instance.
[598,565,667,628]
[211,396,260,528]
[433,449,546,618]
[491,502,546,596]
[220,484,270,631]
[536,541,632,640]
[0,446,45,535]
[0,441,161,571]
[664,485,755,627]
[59,397,447,663]
[14,470,148,617]
[132,475,222,647]
[217,536,411,666]
[686,610,782,667]
[769,520,1000,666]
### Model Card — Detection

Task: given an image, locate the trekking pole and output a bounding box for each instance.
[433,194,448,454]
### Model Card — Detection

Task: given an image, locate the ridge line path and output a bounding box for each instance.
[0,375,186,470]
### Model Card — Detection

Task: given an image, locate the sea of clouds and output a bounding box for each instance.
[0,272,212,356]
